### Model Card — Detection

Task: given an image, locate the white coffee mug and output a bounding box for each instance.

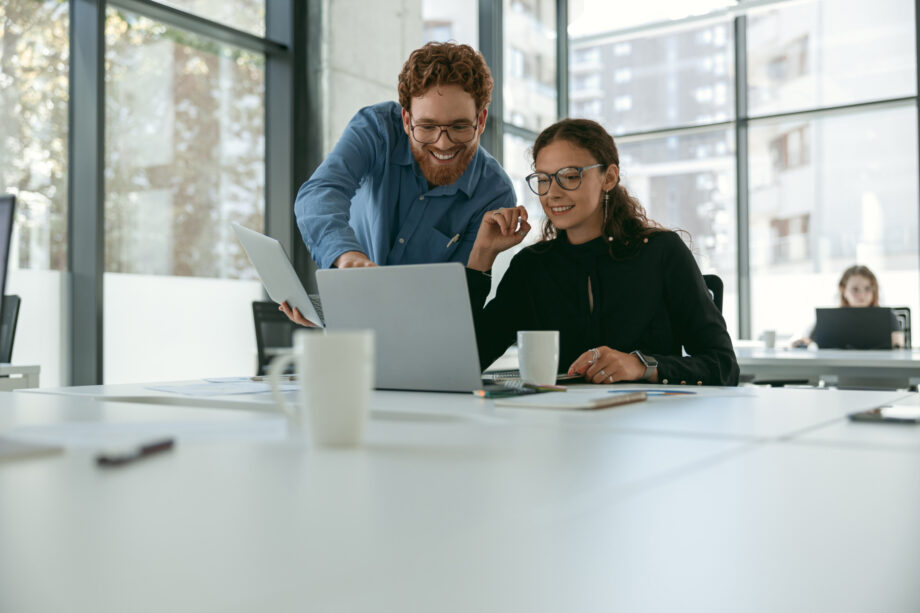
[762,329,776,349]
[268,329,375,447]
[517,330,560,386]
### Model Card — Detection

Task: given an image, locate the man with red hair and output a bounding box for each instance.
[285,43,514,326]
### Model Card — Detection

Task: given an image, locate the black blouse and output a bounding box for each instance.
[466,231,739,386]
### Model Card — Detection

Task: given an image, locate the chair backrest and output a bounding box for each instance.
[892,306,912,348]
[702,274,724,313]
[0,295,21,363]
[252,300,300,375]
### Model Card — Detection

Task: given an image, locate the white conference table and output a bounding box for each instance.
[3,381,919,612]
[736,345,920,388]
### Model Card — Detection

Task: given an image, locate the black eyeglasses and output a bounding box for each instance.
[408,116,480,144]
[525,164,605,196]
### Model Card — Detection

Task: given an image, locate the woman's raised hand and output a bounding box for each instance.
[467,206,531,272]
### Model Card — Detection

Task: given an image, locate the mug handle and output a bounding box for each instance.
[266,351,297,420]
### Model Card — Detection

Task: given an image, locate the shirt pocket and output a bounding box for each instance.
[431,211,469,260]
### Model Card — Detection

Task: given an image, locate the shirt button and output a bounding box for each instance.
[398,238,405,244]
[697,381,702,385]
[419,196,425,200]
[680,380,686,385]
[662,379,668,384]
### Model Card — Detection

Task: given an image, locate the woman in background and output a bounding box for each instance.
[465,118,738,386]
[794,265,904,348]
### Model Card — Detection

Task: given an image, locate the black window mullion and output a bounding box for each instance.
[69,0,106,385]
[479,0,504,162]
[734,13,750,339]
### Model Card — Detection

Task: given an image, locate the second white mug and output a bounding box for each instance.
[517,330,560,386]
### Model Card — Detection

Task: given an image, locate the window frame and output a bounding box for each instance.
[482,0,920,339]
[69,0,297,384]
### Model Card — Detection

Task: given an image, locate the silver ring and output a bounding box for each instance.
[599,369,607,377]
[608,375,613,383]
[492,211,502,216]
[590,348,600,363]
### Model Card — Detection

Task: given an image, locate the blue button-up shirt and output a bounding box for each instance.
[295,101,516,269]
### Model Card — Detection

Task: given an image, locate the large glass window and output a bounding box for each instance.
[566,0,917,341]
[423,0,478,45]
[504,0,557,132]
[749,106,919,343]
[153,0,265,37]
[1,0,69,385]
[747,0,916,117]
[103,9,265,383]
[569,17,735,134]
[569,1,735,35]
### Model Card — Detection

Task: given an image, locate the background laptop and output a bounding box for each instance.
[316,263,482,392]
[813,307,894,349]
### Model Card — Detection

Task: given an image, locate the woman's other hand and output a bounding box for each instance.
[568,346,652,384]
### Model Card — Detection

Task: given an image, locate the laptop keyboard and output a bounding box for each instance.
[308,293,325,324]
[481,369,583,383]
[481,369,523,382]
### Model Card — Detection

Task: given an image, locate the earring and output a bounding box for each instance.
[603,191,610,218]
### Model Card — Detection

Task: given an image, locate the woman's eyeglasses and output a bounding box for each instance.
[525,164,604,196]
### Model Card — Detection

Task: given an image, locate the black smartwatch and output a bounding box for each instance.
[630,350,658,381]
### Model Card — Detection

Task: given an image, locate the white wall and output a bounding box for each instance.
[319,0,423,154]
[6,269,69,388]
[103,274,263,384]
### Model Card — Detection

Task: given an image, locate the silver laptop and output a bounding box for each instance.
[231,223,324,327]
[316,263,483,392]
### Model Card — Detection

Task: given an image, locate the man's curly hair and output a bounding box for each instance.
[398,42,494,113]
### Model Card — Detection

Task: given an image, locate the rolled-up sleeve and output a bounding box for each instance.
[295,107,384,269]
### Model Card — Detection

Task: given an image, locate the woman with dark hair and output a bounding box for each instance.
[466,118,739,386]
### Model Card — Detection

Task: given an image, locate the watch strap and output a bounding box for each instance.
[630,350,657,381]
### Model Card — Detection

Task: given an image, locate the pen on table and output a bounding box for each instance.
[446,233,460,248]
[96,438,175,468]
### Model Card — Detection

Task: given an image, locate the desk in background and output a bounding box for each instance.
[3,382,919,612]
[736,346,920,388]
[0,363,39,391]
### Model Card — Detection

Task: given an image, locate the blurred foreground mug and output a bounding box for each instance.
[268,329,375,447]
[517,330,559,386]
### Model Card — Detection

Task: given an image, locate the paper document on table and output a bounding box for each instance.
[146,380,298,396]
[0,437,63,462]
[494,390,647,410]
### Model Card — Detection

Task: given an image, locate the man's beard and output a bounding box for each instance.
[411,142,477,186]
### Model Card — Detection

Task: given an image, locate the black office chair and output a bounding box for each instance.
[252,300,301,375]
[892,306,911,348]
[702,274,723,313]
[0,295,21,363]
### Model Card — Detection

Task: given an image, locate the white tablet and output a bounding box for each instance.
[231,223,324,327]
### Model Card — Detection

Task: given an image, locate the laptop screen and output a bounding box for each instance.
[812,307,895,349]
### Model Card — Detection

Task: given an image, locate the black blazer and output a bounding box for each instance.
[467,231,739,386]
